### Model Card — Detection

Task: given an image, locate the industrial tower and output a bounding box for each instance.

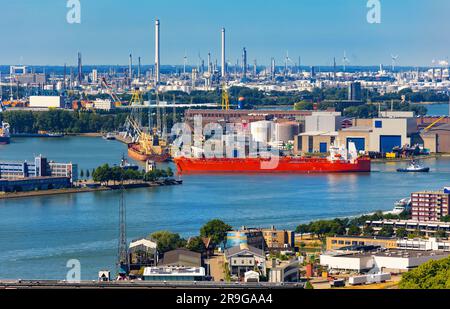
[117,188,128,275]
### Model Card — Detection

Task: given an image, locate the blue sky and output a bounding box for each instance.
[1,0,449,66]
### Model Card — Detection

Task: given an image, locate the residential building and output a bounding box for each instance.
[224,244,266,278]
[261,226,295,249]
[226,227,265,249]
[365,219,450,236]
[411,190,450,222]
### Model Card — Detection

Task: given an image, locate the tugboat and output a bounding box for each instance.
[397,160,430,173]
[120,155,139,171]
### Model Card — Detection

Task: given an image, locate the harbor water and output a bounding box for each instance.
[0,136,449,280]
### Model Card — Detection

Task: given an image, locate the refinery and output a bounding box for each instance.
[1,2,450,305]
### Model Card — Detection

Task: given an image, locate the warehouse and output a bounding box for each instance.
[421,124,450,153]
[29,96,64,108]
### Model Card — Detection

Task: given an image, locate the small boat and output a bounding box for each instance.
[120,155,139,171]
[103,133,116,140]
[397,160,430,173]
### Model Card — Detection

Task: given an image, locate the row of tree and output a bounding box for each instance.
[148,219,232,254]
[295,211,413,239]
[91,164,173,184]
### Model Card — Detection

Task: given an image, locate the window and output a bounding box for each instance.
[375,120,382,128]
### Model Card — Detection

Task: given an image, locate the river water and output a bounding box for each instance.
[0,136,449,280]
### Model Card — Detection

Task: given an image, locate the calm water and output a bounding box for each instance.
[425,103,449,116]
[0,136,449,280]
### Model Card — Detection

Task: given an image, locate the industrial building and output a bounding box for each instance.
[29,96,64,108]
[0,177,71,193]
[421,123,450,153]
[320,249,450,273]
[325,236,398,251]
[0,155,77,182]
[338,117,418,153]
[411,189,450,222]
[142,266,206,282]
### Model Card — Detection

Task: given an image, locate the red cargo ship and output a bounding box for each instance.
[174,156,370,174]
[174,143,371,174]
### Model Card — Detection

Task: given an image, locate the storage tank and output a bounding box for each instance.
[250,120,273,143]
[275,122,300,143]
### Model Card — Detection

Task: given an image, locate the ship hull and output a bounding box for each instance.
[0,137,10,145]
[128,144,170,163]
[174,157,371,174]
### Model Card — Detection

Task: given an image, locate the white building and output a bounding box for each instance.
[305,111,343,132]
[93,99,114,111]
[29,96,63,108]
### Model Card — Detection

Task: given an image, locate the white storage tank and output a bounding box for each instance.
[275,122,300,143]
[250,120,273,143]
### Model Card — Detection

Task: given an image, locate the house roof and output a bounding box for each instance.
[224,244,265,258]
[159,249,202,267]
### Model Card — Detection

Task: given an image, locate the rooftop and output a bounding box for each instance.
[143,267,205,277]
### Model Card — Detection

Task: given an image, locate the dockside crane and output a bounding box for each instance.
[221,83,230,110]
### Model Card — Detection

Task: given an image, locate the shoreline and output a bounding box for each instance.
[0,179,182,200]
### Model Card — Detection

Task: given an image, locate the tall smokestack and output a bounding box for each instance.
[155,19,160,85]
[221,27,226,79]
[129,53,133,80]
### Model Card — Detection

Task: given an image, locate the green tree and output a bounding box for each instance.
[150,231,186,254]
[440,215,450,223]
[347,225,361,236]
[80,169,84,179]
[378,226,394,237]
[363,226,375,236]
[86,169,90,179]
[399,256,450,289]
[200,219,232,246]
[396,228,408,238]
[305,281,314,289]
[435,230,447,239]
[186,236,206,253]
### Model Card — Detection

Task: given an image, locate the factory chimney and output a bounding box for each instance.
[242,47,247,79]
[221,27,226,80]
[155,19,161,85]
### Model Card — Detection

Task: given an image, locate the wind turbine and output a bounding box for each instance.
[391,55,399,72]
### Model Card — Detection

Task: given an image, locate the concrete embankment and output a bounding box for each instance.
[0,180,182,200]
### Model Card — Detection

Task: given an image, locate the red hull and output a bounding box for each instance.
[174,157,371,174]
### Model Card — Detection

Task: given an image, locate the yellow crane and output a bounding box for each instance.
[423,116,445,133]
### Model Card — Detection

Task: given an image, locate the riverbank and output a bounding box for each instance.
[372,153,450,163]
[0,179,182,200]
